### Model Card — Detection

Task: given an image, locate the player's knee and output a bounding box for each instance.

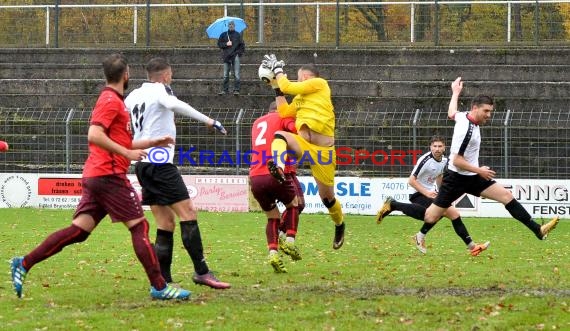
[322,197,336,208]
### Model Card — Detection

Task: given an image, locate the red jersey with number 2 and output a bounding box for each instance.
[83,87,133,177]
[250,112,296,177]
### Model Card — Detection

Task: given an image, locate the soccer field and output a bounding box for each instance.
[1,208,568,330]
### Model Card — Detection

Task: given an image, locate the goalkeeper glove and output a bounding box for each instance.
[262,54,285,75]
[213,120,227,135]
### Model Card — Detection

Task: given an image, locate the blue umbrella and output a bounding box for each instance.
[206,16,247,39]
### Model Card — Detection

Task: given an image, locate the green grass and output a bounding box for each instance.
[1,208,569,330]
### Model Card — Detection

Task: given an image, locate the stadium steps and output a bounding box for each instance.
[2,62,570,82]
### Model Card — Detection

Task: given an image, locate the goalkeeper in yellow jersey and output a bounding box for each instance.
[259,54,345,250]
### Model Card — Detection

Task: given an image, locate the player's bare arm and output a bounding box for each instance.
[408,175,437,199]
[453,154,496,180]
[448,77,463,119]
[132,135,175,149]
[88,125,147,161]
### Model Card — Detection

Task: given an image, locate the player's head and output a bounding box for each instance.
[103,53,129,90]
[298,64,319,82]
[429,135,446,161]
[228,21,235,31]
[146,57,173,85]
[268,101,278,113]
[470,95,494,125]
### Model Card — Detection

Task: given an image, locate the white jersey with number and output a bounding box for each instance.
[410,152,447,193]
[125,82,209,164]
[449,111,481,175]
[125,82,176,163]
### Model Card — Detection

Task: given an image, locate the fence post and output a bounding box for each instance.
[434,0,440,46]
[65,108,75,173]
[146,0,151,47]
[45,6,50,46]
[507,1,511,43]
[54,0,60,48]
[503,109,511,178]
[235,108,245,175]
[335,0,340,48]
[410,3,415,43]
[534,0,539,46]
[258,0,264,44]
[133,5,138,45]
[412,109,421,151]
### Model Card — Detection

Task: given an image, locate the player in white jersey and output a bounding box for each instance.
[376,136,490,256]
[384,77,559,253]
[125,57,230,289]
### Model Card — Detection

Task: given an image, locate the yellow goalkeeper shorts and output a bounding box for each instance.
[290,134,336,187]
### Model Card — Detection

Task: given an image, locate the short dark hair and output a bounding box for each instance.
[430,135,446,146]
[102,53,128,84]
[146,57,171,75]
[300,64,320,77]
[471,95,494,108]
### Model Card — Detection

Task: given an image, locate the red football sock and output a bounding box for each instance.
[129,219,166,290]
[23,224,90,271]
[284,206,299,238]
[266,218,280,251]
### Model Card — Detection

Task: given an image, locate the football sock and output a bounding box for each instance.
[266,218,280,251]
[420,221,436,235]
[505,199,541,237]
[323,198,344,225]
[180,220,209,275]
[271,134,288,168]
[23,224,90,271]
[279,210,288,234]
[154,229,174,283]
[451,217,473,246]
[284,206,299,238]
[129,219,166,290]
[391,201,426,221]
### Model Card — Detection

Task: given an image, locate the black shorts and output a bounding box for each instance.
[135,162,189,206]
[409,192,433,208]
[434,169,495,208]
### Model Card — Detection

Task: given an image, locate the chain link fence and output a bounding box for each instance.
[2,1,570,47]
[1,106,567,180]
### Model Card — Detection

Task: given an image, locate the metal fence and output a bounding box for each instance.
[0,107,568,179]
[2,1,570,47]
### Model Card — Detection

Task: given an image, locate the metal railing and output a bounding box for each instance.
[1,1,570,47]
[0,107,568,180]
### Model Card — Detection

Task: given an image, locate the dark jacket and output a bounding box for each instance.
[217,30,245,63]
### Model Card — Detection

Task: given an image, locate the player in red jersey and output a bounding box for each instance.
[10,53,191,300]
[250,100,301,273]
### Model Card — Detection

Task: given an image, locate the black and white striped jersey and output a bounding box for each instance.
[411,152,447,193]
[449,111,481,175]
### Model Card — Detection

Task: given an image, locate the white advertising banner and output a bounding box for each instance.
[1,173,567,218]
[296,176,569,218]
[0,173,249,212]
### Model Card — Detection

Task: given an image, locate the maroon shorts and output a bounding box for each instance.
[250,174,296,212]
[73,174,144,223]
